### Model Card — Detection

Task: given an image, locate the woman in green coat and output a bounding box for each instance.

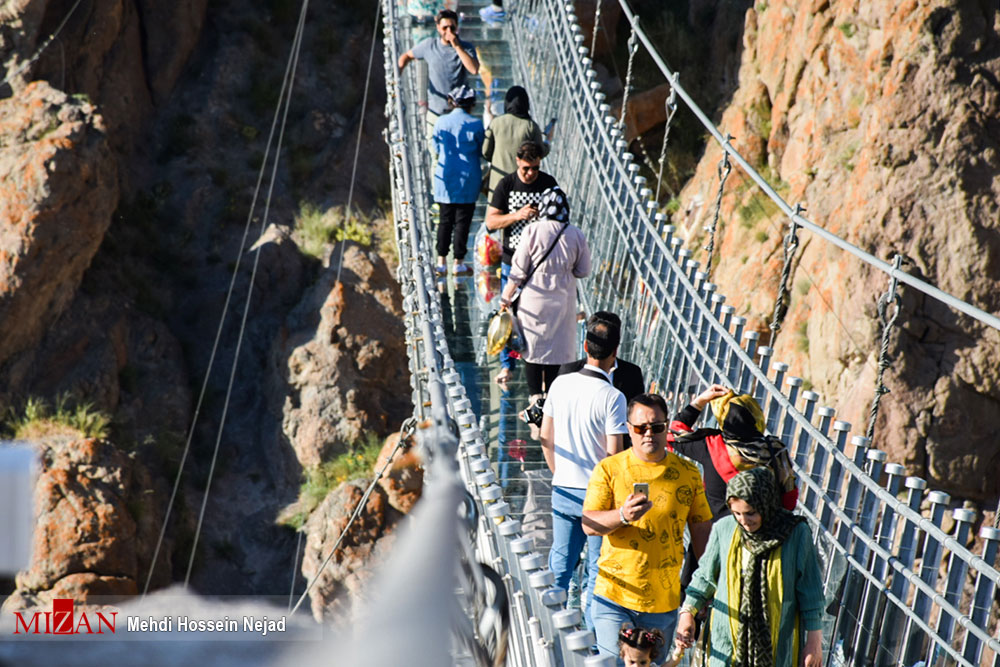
[482,86,549,197]
[676,467,825,667]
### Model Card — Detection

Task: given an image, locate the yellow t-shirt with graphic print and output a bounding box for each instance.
[584,448,713,613]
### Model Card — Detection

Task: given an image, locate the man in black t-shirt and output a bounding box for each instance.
[485,141,559,265]
[485,140,558,384]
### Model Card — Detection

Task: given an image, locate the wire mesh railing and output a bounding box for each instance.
[504,0,1000,665]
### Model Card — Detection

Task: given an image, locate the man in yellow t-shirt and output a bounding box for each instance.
[583,392,713,658]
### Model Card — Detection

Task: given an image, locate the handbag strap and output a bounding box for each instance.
[511,222,569,306]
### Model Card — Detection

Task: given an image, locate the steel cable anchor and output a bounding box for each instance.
[703,137,733,277]
[866,253,904,441]
[769,203,805,341]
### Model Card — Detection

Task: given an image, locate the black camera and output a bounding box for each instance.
[519,396,545,426]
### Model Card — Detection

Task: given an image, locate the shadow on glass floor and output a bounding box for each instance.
[436,212,553,549]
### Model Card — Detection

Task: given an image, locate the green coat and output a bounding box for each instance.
[682,516,826,666]
[482,114,548,197]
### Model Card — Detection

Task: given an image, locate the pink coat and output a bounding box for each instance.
[508,220,591,364]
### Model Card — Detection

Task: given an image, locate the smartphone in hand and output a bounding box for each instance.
[632,482,649,498]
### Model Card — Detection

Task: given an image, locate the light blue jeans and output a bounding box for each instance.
[549,486,602,632]
[591,595,679,664]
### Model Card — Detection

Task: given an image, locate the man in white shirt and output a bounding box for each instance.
[539,312,628,633]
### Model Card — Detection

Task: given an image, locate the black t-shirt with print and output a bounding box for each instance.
[489,170,559,264]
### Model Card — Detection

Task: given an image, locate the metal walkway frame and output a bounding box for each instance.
[382,0,1000,665]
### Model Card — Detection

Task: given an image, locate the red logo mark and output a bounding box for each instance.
[13,598,117,635]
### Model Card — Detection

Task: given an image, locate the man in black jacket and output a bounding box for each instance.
[558,312,645,402]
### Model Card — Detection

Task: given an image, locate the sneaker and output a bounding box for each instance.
[453,262,472,275]
[435,264,447,275]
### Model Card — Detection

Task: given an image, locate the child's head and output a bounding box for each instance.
[618,625,664,667]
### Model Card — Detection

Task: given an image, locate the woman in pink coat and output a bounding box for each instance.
[500,187,591,402]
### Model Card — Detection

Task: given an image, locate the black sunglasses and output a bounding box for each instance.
[628,421,666,435]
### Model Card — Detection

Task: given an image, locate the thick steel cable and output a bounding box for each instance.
[865,254,903,442]
[617,22,639,132]
[183,0,310,588]
[141,0,309,598]
[289,425,411,615]
[613,0,1000,334]
[333,0,383,285]
[1,0,85,87]
[768,205,803,342]
[703,142,731,278]
[654,74,678,205]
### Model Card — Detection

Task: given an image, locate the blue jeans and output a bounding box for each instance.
[549,486,602,633]
[499,262,515,371]
[591,595,679,664]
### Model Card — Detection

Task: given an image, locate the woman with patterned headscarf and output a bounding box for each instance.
[669,388,799,520]
[675,467,825,667]
[500,187,590,401]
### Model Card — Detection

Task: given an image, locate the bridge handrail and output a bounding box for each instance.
[510,0,1000,663]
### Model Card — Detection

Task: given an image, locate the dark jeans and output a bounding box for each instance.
[525,362,560,396]
[436,202,475,261]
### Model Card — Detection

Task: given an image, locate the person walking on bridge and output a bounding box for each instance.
[499,187,589,401]
[487,141,558,385]
[398,9,479,140]
[537,311,628,633]
[675,466,824,667]
[482,86,550,199]
[432,85,484,275]
[583,392,714,660]
[559,312,646,404]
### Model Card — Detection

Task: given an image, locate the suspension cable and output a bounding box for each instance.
[589,0,602,59]
[287,529,304,611]
[289,419,415,616]
[703,138,731,278]
[333,0,383,285]
[654,73,678,205]
[141,0,310,598]
[1,0,85,87]
[615,0,1000,334]
[865,254,903,442]
[618,21,639,132]
[183,0,311,588]
[768,204,803,343]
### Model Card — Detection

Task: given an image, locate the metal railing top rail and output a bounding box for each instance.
[526,0,1000,592]
[607,0,1000,334]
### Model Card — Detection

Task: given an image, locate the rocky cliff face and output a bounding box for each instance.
[273,242,411,468]
[0,0,397,604]
[0,0,208,158]
[0,81,117,365]
[1,436,171,610]
[676,0,1000,499]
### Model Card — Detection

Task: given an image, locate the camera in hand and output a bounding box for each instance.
[519,395,545,426]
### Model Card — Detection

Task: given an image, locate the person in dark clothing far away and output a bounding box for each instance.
[558,312,645,403]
